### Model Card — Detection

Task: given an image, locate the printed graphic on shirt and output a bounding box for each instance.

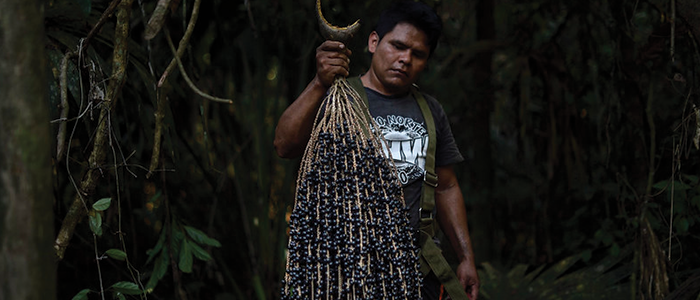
[374,115,427,186]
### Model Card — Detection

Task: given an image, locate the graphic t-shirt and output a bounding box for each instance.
[364,87,464,230]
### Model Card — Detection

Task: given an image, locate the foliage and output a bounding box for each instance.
[44,0,700,299]
[478,247,632,300]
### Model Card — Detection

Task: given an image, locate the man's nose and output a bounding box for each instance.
[398,51,412,66]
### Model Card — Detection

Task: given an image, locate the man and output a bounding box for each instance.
[274,1,479,299]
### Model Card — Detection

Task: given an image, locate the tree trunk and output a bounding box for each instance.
[0,0,56,299]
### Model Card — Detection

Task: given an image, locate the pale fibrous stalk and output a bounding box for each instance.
[281,76,422,299]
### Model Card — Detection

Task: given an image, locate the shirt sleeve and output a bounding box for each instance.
[424,94,464,167]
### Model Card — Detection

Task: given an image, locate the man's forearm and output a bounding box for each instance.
[435,166,475,263]
[273,76,327,158]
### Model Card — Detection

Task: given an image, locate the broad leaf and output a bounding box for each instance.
[70,289,90,300]
[89,213,102,236]
[146,247,169,291]
[92,198,112,211]
[145,228,167,265]
[189,239,213,261]
[184,225,221,247]
[105,249,127,261]
[110,281,142,295]
[179,240,193,273]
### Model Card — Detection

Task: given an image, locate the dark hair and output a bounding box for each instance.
[374,1,443,55]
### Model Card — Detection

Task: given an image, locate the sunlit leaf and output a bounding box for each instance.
[70,289,90,300]
[105,249,127,261]
[184,225,222,247]
[92,198,112,211]
[110,281,142,295]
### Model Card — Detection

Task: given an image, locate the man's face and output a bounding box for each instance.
[367,22,430,95]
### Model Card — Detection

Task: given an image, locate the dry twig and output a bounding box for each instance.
[157,0,202,87]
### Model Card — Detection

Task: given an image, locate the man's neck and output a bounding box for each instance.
[359,72,411,97]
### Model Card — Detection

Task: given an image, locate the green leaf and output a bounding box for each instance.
[581,249,592,262]
[110,281,142,295]
[179,240,193,273]
[70,289,90,300]
[673,181,693,191]
[89,213,102,236]
[105,249,127,261]
[76,0,91,17]
[171,224,185,256]
[609,243,621,257]
[149,190,162,203]
[692,195,700,208]
[114,292,126,300]
[189,239,213,261]
[683,174,699,185]
[146,247,169,291]
[674,218,690,234]
[146,228,167,265]
[93,198,112,211]
[184,225,222,247]
[652,180,669,190]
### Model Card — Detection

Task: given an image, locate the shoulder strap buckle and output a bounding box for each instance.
[424,170,439,188]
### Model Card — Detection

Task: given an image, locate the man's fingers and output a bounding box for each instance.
[467,282,479,300]
[317,40,345,51]
[317,40,352,57]
[314,40,352,86]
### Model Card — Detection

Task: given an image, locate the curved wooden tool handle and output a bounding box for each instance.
[316,0,360,43]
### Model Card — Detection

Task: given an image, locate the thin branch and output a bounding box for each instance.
[245,0,258,38]
[81,0,123,54]
[147,88,168,178]
[57,52,76,162]
[144,0,173,40]
[163,27,233,104]
[669,138,677,261]
[157,0,202,87]
[56,0,122,161]
[644,80,656,203]
[54,0,134,260]
[671,0,676,62]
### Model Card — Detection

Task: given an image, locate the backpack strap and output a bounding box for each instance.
[413,89,470,300]
[347,76,469,300]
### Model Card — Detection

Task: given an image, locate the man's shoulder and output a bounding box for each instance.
[411,86,445,115]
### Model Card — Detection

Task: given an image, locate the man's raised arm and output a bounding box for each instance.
[274,41,352,158]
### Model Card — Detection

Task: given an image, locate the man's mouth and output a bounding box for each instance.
[389,69,408,77]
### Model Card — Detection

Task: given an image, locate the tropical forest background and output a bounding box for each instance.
[3,0,700,299]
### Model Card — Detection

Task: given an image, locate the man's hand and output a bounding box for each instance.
[315,40,352,87]
[456,259,480,299]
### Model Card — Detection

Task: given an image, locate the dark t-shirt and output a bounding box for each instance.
[364,87,464,230]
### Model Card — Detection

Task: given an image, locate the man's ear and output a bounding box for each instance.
[368,31,379,54]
